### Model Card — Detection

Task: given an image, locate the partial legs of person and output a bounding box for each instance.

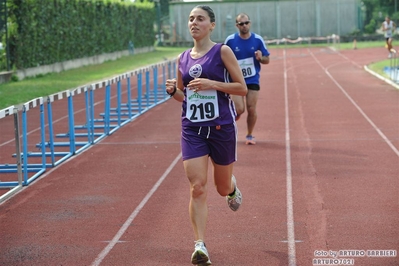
[185,156,242,265]
[245,89,259,145]
[211,161,242,212]
[185,155,209,243]
[387,37,393,58]
[184,155,212,265]
[231,95,245,121]
[212,161,234,196]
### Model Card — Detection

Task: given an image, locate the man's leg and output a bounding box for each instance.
[387,37,393,51]
[246,89,259,136]
[231,95,245,120]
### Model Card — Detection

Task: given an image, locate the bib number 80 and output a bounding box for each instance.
[242,67,252,78]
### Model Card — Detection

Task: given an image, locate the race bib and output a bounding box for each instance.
[186,89,219,122]
[237,57,256,78]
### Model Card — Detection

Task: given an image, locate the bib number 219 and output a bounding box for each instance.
[189,102,215,121]
[186,89,219,122]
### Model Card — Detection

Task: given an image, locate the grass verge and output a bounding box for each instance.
[0,41,395,110]
[0,47,188,109]
[368,60,390,76]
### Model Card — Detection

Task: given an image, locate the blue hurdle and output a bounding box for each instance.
[100,62,173,133]
[0,106,24,201]
[0,98,47,186]
[44,88,92,166]
[0,59,177,203]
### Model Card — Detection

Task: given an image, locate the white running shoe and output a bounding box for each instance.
[245,135,256,145]
[191,241,211,265]
[388,52,392,58]
[226,175,242,211]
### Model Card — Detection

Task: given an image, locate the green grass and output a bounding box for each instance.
[267,40,386,50]
[0,41,393,110]
[267,42,335,49]
[368,59,392,77]
[338,40,386,50]
[337,41,393,79]
[339,40,392,79]
[0,47,188,109]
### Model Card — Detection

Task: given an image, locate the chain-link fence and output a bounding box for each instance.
[167,0,361,44]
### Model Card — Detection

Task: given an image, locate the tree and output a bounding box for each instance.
[361,0,398,33]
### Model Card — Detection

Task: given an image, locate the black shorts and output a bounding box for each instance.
[247,84,260,91]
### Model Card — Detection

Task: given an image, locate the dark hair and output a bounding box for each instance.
[194,5,215,23]
[236,13,250,23]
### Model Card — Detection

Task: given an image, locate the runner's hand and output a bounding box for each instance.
[166,79,177,94]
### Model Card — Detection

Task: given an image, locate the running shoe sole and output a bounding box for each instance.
[191,250,211,265]
[245,140,256,145]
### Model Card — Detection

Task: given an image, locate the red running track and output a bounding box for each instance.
[0,47,398,266]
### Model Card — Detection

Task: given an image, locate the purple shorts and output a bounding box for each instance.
[181,123,237,165]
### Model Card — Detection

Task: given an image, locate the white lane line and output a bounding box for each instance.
[283,49,297,266]
[334,48,398,89]
[91,152,182,266]
[364,65,399,90]
[333,49,362,69]
[309,50,399,157]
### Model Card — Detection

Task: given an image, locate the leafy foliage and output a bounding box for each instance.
[361,0,399,32]
[5,0,155,69]
[365,18,377,34]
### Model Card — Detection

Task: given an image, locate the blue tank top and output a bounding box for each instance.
[179,43,236,127]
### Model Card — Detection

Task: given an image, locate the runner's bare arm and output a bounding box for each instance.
[166,56,185,102]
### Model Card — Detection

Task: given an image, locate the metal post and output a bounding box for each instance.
[67,91,76,153]
[13,108,22,185]
[89,87,95,143]
[127,76,132,119]
[47,97,56,166]
[21,106,28,184]
[84,89,93,144]
[153,66,158,102]
[146,69,150,106]
[104,84,111,135]
[117,78,122,126]
[138,71,142,113]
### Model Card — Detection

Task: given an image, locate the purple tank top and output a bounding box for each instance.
[179,43,236,127]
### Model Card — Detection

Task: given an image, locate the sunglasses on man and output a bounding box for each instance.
[236,21,250,26]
